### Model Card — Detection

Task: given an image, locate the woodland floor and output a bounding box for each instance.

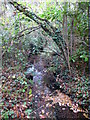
[1,54,88,119]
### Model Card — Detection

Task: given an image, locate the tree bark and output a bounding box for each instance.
[64,15,71,74]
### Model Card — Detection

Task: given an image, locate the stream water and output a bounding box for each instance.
[26,55,87,119]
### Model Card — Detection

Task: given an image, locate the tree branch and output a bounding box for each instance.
[9,1,56,36]
[13,26,41,40]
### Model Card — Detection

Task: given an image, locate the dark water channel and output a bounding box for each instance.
[26,55,87,119]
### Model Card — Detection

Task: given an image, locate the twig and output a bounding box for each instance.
[79,41,88,47]
[46,46,62,57]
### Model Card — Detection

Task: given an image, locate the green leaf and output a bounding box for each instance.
[9,110,14,116]
[29,89,32,95]
[4,28,8,30]
[22,89,25,93]
[0,23,4,26]
[24,102,26,105]
[83,94,86,98]
[80,55,84,58]
[12,115,15,118]
[29,79,33,85]
[4,112,9,119]
[72,59,75,62]
[85,57,88,62]
[25,109,32,114]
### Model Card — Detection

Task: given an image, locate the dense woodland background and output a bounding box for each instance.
[0,0,89,119]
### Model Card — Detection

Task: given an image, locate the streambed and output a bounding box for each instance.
[26,55,87,119]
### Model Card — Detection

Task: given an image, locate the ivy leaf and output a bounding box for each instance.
[9,110,14,116]
[85,57,88,62]
[22,89,25,93]
[72,59,75,62]
[80,55,84,58]
[29,89,32,95]
[25,109,32,115]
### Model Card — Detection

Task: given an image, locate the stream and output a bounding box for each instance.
[26,55,87,119]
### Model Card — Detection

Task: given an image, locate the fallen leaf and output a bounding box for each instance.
[62,108,65,110]
[41,109,45,114]
[83,113,89,119]
[29,94,32,98]
[40,115,46,118]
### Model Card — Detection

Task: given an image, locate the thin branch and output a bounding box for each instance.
[47,46,62,57]
[0,10,5,16]
[79,41,89,47]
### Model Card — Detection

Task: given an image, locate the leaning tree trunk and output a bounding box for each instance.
[9,1,69,71]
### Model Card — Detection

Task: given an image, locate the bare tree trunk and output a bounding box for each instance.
[70,30,73,56]
[62,14,70,72]
[64,15,71,75]
[70,18,74,56]
[63,14,65,40]
[63,2,71,74]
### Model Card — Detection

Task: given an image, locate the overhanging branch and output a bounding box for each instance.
[9,0,68,67]
[9,0,56,36]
